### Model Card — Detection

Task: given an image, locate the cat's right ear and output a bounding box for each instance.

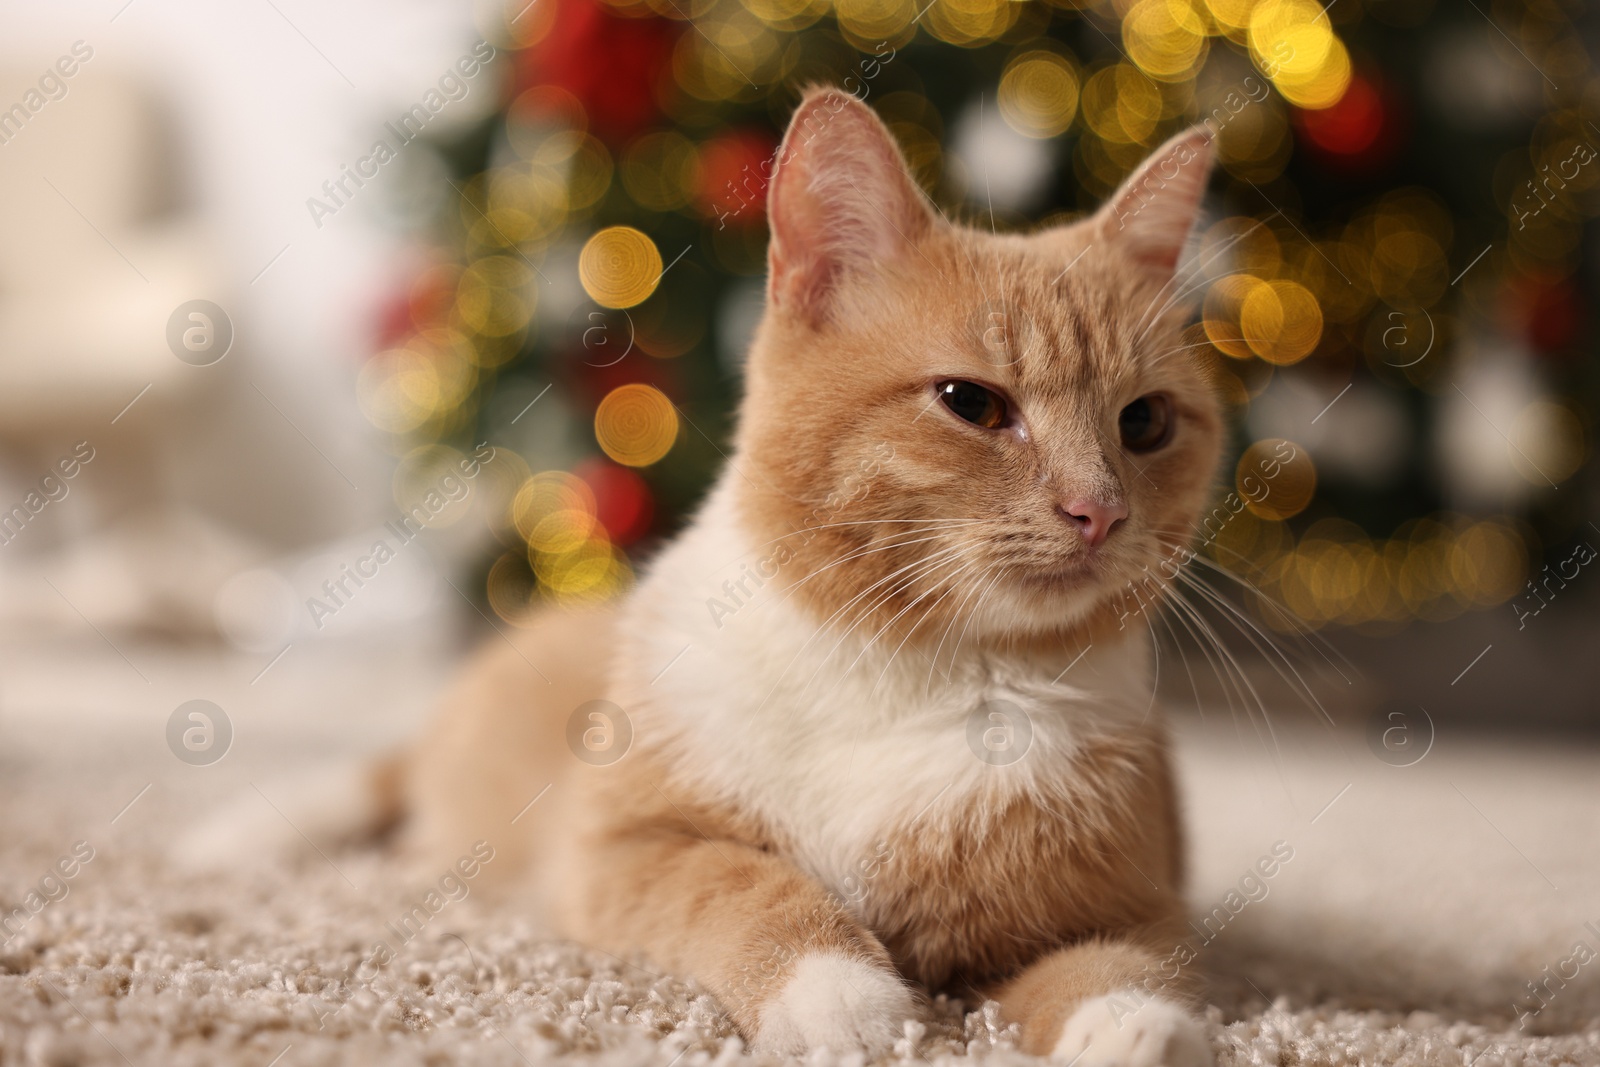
[1094,126,1214,278]
[766,87,935,326]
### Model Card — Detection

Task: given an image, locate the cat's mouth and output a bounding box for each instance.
[1014,557,1102,589]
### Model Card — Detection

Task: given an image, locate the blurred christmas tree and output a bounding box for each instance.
[361,0,1598,634]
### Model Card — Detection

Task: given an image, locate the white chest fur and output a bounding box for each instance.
[615,481,1154,903]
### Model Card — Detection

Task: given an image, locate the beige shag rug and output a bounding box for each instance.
[2,636,1598,1066]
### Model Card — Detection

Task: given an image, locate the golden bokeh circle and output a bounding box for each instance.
[1202,273,1266,359]
[579,226,664,309]
[1241,279,1323,365]
[358,348,440,434]
[1248,0,1352,110]
[595,384,679,467]
[512,472,597,548]
[999,51,1080,139]
[1124,0,1209,83]
[1237,438,1316,520]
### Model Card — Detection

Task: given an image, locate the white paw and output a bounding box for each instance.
[1052,993,1212,1067]
[753,951,917,1058]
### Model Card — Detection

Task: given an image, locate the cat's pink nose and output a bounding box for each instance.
[1059,498,1128,548]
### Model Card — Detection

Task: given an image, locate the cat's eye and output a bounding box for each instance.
[938,380,1007,429]
[1118,395,1173,451]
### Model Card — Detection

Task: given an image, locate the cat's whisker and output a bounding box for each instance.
[1140,608,1163,724]
[1182,548,1358,682]
[1159,582,1274,757]
[750,542,973,716]
[1171,567,1335,731]
[1134,531,1285,723]
[870,573,973,697]
[799,546,975,702]
[924,556,998,694]
[706,518,988,581]
[1149,593,1205,721]
[1131,219,1271,345]
[1144,526,1358,686]
[750,523,1000,626]
[947,565,1012,673]
[784,543,974,705]
[855,556,984,696]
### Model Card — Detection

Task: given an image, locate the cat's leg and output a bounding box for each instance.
[989,935,1212,1067]
[559,825,919,1057]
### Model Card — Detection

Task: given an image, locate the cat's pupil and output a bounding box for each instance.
[1119,395,1172,451]
[939,381,1006,429]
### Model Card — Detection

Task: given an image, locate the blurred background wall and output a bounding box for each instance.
[0,0,1595,734]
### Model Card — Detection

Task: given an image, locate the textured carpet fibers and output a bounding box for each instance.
[1,640,1597,1066]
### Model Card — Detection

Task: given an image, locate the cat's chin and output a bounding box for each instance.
[986,569,1113,634]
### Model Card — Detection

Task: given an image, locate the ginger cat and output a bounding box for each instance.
[407,87,1224,1064]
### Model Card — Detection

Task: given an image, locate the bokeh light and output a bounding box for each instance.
[594,383,680,466]
[999,51,1081,139]
[1237,438,1316,521]
[366,0,1587,642]
[580,226,665,308]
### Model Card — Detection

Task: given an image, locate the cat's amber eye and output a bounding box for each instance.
[1118,395,1173,451]
[938,380,1007,429]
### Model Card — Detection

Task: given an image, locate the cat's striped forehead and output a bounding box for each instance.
[931,234,1170,406]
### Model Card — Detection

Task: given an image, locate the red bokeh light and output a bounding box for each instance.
[698,130,779,225]
[576,458,654,545]
[1293,72,1400,172]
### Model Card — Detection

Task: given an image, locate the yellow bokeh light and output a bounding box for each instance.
[512,471,597,546]
[924,0,1017,48]
[579,226,664,309]
[595,383,679,467]
[358,348,441,434]
[1082,64,1163,145]
[534,536,623,597]
[1248,0,1352,110]
[1202,273,1266,359]
[456,256,537,337]
[833,0,916,49]
[622,132,703,212]
[1450,519,1526,607]
[1237,438,1316,520]
[1205,0,1259,32]
[1124,0,1209,83]
[999,52,1081,139]
[487,552,541,627]
[1240,279,1322,364]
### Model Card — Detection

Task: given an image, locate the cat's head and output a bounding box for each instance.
[733,87,1225,646]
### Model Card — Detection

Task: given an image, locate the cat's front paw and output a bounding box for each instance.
[1052,993,1212,1067]
[752,951,917,1058]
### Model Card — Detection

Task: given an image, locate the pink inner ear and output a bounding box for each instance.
[766,90,932,324]
[1102,129,1215,276]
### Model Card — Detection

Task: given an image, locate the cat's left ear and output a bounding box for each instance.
[1094,126,1215,276]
